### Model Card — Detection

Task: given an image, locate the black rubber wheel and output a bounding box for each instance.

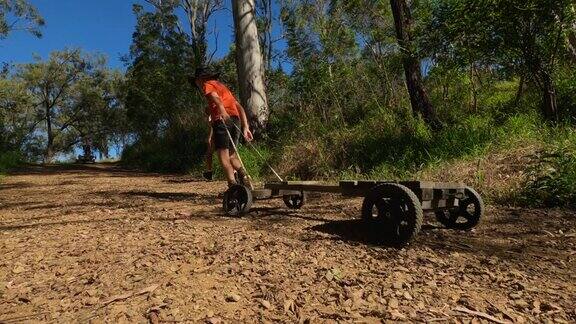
[283,192,306,209]
[223,185,253,217]
[435,187,484,230]
[361,183,424,245]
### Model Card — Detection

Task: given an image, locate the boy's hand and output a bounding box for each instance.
[219,111,231,121]
[243,129,254,142]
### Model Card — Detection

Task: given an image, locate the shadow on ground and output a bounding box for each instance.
[309,219,447,248]
[8,163,164,178]
[121,190,215,202]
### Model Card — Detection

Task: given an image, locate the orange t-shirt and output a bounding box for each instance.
[202,80,240,122]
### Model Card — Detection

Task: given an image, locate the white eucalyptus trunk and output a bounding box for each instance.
[568,5,576,62]
[232,0,269,133]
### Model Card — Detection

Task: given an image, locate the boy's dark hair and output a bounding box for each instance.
[192,67,220,82]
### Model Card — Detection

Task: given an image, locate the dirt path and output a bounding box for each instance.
[0,164,574,323]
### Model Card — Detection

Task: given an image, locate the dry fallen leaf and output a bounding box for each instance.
[12,265,26,274]
[284,299,295,314]
[102,284,160,305]
[206,317,222,324]
[389,309,406,319]
[226,293,241,302]
[3,163,576,323]
[260,299,272,310]
[148,311,160,324]
[403,292,413,300]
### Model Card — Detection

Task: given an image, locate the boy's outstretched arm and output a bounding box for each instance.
[235,101,253,142]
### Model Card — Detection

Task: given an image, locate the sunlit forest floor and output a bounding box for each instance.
[0,164,575,323]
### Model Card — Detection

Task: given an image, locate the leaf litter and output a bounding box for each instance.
[0,164,574,322]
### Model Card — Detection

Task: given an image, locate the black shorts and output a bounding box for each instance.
[212,116,241,152]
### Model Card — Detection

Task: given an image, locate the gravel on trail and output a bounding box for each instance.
[0,164,575,323]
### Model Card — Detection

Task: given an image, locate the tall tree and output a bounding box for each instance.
[125,4,197,139]
[233,0,269,134]
[427,0,576,120]
[255,0,274,71]
[180,0,223,65]
[0,0,44,39]
[389,0,439,127]
[14,49,121,162]
[59,69,125,160]
[122,4,209,171]
[144,0,222,66]
[566,3,576,63]
[0,76,35,153]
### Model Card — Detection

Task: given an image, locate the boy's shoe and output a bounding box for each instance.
[239,175,254,191]
[203,171,213,181]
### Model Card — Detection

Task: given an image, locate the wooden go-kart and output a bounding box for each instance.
[223,180,484,245]
[220,126,483,245]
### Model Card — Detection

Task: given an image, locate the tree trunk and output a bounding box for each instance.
[256,0,273,72]
[469,64,478,112]
[567,5,576,63]
[45,104,54,163]
[541,73,558,120]
[232,0,269,134]
[514,75,525,106]
[189,20,207,66]
[182,0,208,66]
[389,0,440,128]
[567,31,576,63]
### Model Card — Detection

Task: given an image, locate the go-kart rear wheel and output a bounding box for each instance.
[435,187,483,230]
[283,192,306,209]
[223,185,253,217]
[361,183,423,245]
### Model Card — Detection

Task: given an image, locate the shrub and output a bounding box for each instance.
[121,127,207,173]
[556,66,576,123]
[521,139,576,207]
[0,151,23,173]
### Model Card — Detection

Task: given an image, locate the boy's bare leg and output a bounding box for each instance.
[229,152,242,171]
[206,143,213,171]
[203,140,214,180]
[230,152,253,189]
[217,149,237,185]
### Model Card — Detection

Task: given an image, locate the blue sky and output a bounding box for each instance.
[0,0,284,71]
[0,0,286,160]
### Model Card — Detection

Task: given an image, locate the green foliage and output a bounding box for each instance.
[121,127,207,172]
[207,144,273,181]
[424,0,576,118]
[2,49,124,162]
[0,150,22,173]
[556,64,576,122]
[521,137,576,207]
[0,76,34,154]
[0,0,45,39]
[120,4,208,172]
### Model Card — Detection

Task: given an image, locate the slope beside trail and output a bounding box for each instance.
[0,164,574,323]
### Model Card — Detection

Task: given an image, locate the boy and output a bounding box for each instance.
[203,118,214,181]
[191,68,254,189]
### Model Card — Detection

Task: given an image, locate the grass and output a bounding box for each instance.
[208,144,274,181]
[518,128,576,207]
[118,75,576,208]
[246,110,575,207]
[0,151,23,175]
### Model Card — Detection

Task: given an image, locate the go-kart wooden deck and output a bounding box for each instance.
[256,180,467,210]
[223,180,484,245]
